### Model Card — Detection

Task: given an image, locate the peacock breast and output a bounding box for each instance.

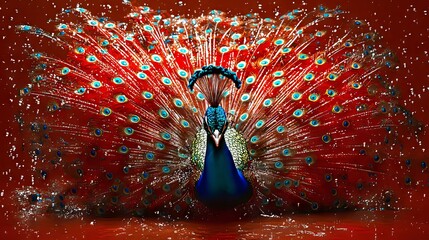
[191,127,250,172]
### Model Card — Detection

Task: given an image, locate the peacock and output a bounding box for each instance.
[15,4,424,219]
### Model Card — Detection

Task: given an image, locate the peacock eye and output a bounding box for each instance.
[220,121,227,133]
[203,116,212,133]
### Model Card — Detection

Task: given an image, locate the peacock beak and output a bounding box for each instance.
[212,129,222,147]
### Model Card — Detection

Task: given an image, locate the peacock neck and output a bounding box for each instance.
[195,133,252,208]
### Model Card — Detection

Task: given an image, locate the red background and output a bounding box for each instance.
[1,0,428,239]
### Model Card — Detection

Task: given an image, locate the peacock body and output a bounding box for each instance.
[16,4,423,218]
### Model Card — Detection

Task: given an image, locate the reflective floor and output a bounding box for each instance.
[5,209,429,239]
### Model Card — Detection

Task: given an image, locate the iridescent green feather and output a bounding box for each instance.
[191,128,207,170]
[224,128,249,170]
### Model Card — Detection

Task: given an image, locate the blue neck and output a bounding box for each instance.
[195,134,252,208]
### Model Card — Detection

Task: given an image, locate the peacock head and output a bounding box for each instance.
[188,65,242,147]
[204,106,228,147]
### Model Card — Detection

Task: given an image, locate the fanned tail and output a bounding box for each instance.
[212,7,424,212]
[15,4,425,218]
[16,6,207,218]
